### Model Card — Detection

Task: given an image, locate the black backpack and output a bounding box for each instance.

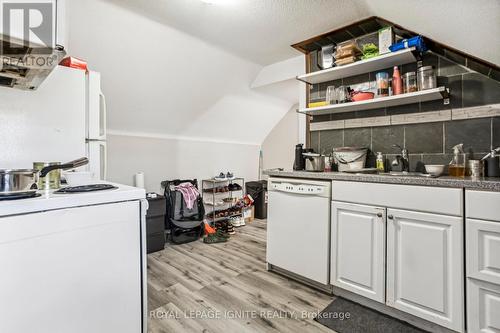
[161,179,205,244]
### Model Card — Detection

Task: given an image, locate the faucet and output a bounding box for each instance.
[391,144,410,172]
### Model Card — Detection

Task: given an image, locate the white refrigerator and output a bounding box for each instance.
[0,66,107,179]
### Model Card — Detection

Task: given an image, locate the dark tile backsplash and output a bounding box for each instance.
[372,126,404,153]
[312,51,500,172]
[445,118,491,153]
[344,128,371,148]
[462,73,500,107]
[405,123,444,154]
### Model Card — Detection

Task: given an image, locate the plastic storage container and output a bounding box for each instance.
[417,66,437,90]
[246,181,268,219]
[376,72,389,97]
[402,72,417,93]
[389,35,427,53]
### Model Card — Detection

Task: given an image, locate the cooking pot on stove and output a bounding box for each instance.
[303,152,325,172]
[0,157,88,196]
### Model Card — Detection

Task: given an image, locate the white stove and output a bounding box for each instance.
[0,182,148,333]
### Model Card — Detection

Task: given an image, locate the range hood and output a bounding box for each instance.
[0,34,66,91]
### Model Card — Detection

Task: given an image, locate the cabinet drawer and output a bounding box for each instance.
[467,278,500,333]
[332,181,462,216]
[467,218,500,285]
[466,190,500,221]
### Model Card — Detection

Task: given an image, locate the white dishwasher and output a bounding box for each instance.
[266,177,331,286]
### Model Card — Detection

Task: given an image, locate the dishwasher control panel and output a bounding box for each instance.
[271,182,326,195]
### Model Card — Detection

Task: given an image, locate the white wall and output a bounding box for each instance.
[65,0,291,144]
[107,134,259,193]
[261,105,299,173]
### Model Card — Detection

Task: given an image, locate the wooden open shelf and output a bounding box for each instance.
[298,87,448,116]
[297,47,418,85]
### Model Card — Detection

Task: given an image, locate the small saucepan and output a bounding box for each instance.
[0,157,88,196]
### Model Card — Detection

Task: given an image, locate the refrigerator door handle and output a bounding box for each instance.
[99,92,107,140]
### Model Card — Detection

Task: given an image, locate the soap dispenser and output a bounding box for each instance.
[449,143,466,177]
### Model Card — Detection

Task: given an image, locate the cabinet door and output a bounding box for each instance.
[331,201,386,303]
[467,278,500,333]
[467,218,500,285]
[386,209,464,332]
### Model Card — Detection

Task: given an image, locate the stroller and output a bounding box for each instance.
[161,179,205,244]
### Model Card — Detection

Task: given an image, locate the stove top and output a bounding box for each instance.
[54,184,118,194]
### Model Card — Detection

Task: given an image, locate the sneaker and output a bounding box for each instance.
[229,183,242,191]
[227,224,236,235]
[203,233,228,244]
[230,217,241,227]
[226,172,235,180]
[215,229,230,239]
[214,172,226,181]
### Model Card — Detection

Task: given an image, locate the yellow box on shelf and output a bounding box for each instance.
[308,101,328,108]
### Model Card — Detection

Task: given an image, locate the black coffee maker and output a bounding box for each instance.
[293,144,305,170]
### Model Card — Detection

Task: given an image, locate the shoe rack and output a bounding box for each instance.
[201,178,245,225]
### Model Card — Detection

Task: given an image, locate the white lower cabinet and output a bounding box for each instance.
[331,201,386,303]
[466,215,500,333]
[467,278,500,333]
[467,218,500,285]
[386,208,464,332]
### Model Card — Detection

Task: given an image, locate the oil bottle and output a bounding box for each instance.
[449,143,466,177]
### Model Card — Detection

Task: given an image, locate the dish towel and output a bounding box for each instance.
[174,182,200,210]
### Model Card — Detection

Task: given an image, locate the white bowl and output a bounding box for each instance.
[63,171,94,186]
[425,164,446,176]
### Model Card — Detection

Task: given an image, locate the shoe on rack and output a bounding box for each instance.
[230,217,241,227]
[226,172,235,180]
[214,172,226,181]
[229,183,242,191]
[227,223,236,235]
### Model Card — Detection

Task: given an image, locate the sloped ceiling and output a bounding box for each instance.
[104,0,500,66]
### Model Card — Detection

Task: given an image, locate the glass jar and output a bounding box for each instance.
[375,72,389,97]
[33,162,61,190]
[417,66,437,90]
[402,72,417,93]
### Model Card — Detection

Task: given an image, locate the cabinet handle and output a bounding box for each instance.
[388,215,394,220]
[377,213,383,218]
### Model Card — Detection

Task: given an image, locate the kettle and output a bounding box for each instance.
[293,144,305,171]
[316,44,336,70]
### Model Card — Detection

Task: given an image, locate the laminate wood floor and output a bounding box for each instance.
[147,219,335,333]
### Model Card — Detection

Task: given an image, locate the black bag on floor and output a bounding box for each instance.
[161,179,205,244]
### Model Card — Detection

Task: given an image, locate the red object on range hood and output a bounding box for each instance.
[59,57,88,71]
